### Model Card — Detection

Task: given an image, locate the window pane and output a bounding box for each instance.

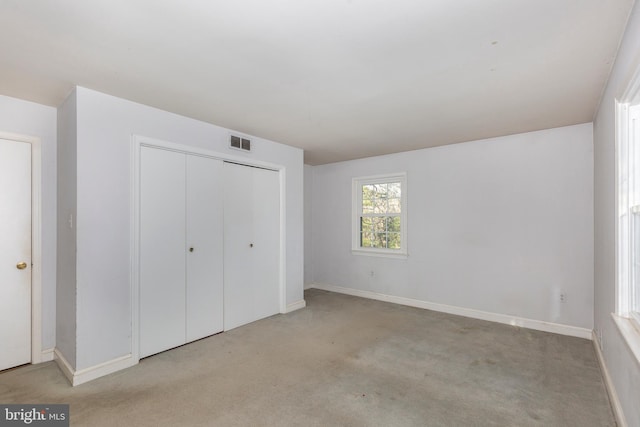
[364,183,388,199]
[388,182,401,198]
[361,232,373,247]
[372,217,386,233]
[362,197,374,213]
[388,198,401,213]
[360,217,373,233]
[387,232,401,249]
[373,233,387,248]
[373,199,389,214]
[362,185,375,201]
[373,183,388,198]
[386,216,401,232]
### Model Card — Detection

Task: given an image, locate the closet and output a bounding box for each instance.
[138,146,280,358]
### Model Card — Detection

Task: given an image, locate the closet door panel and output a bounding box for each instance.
[250,167,281,320]
[139,147,186,358]
[223,162,280,330]
[223,162,255,330]
[186,155,224,341]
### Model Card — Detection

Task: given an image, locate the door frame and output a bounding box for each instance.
[130,135,287,363]
[0,132,43,364]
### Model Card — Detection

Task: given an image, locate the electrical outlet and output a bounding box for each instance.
[370,270,375,277]
[560,292,567,303]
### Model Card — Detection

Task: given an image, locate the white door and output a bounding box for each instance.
[186,155,224,342]
[223,162,280,330]
[0,138,31,371]
[140,146,186,358]
[139,147,224,358]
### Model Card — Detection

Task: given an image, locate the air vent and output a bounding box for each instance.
[230,134,251,152]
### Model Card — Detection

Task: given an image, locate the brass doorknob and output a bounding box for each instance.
[16,262,27,270]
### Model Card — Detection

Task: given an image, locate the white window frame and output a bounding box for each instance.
[617,102,640,319]
[352,173,408,258]
[615,67,640,365]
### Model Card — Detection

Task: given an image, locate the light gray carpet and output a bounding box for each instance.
[0,289,615,426]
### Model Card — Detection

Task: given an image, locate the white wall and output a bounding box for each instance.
[593,1,640,425]
[311,123,594,330]
[70,87,303,370]
[0,94,57,353]
[304,164,313,287]
[56,90,77,366]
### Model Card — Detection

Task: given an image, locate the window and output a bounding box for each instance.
[352,173,407,257]
[615,66,640,366]
[618,102,640,324]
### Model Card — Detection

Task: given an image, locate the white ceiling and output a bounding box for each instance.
[0,1,635,164]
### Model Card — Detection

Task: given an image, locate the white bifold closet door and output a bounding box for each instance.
[223,162,280,331]
[139,147,224,358]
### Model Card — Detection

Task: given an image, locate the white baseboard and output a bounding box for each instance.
[53,349,74,385]
[593,331,628,427]
[310,283,593,339]
[54,349,137,386]
[40,348,55,362]
[284,299,306,313]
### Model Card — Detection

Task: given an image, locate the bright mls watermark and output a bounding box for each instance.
[0,405,68,426]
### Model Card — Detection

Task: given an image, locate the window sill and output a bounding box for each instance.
[611,313,640,368]
[351,249,408,260]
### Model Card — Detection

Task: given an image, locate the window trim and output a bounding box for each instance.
[617,101,634,318]
[614,64,640,366]
[617,103,640,320]
[352,172,408,258]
